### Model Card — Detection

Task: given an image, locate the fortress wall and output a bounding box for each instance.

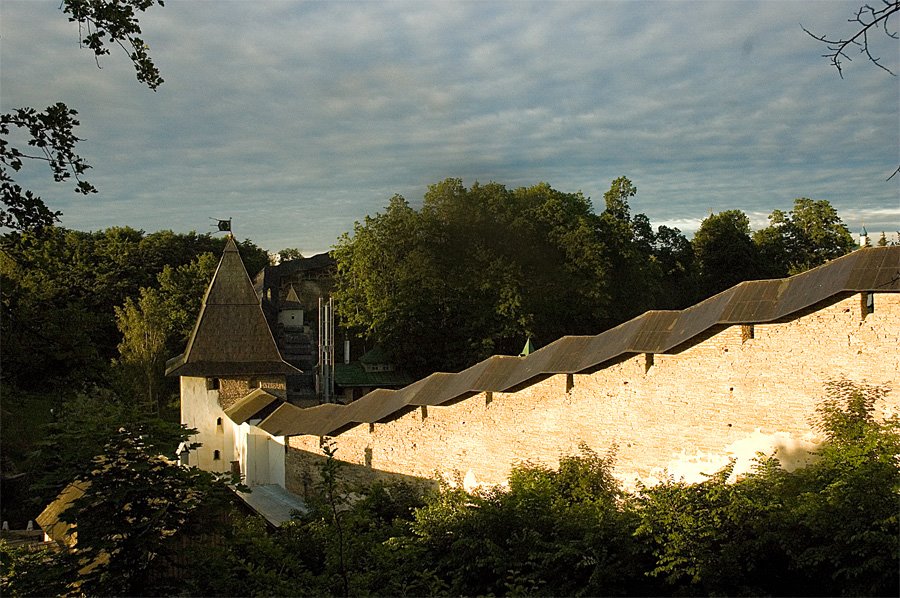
[286,293,900,494]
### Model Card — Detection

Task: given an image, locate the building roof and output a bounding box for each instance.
[36,480,89,548]
[246,246,899,438]
[282,285,302,308]
[358,345,390,365]
[166,236,300,377]
[234,484,308,527]
[253,252,336,296]
[334,362,414,388]
[223,388,283,424]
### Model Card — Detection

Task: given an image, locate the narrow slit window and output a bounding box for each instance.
[644,353,654,373]
[741,325,755,342]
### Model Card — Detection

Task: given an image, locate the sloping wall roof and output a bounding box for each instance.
[253,246,899,438]
[166,236,300,377]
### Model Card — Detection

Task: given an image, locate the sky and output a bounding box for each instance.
[1,0,898,254]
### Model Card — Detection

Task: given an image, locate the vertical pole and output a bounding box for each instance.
[317,297,323,399]
[330,297,336,400]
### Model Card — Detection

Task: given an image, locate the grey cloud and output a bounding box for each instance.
[2,1,896,251]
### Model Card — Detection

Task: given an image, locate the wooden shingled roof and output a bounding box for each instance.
[166,236,300,377]
[252,246,900,439]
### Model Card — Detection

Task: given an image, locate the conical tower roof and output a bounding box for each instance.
[166,236,300,377]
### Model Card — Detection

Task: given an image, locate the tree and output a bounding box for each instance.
[652,225,697,308]
[802,1,900,179]
[27,389,188,513]
[278,247,305,262]
[1,0,164,231]
[692,210,763,297]
[0,104,96,231]
[597,177,662,319]
[1,228,259,392]
[803,1,900,78]
[59,426,237,596]
[115,288,169,413]
[753,198,856,276]
[636,380,900,597]
[333,180,612,375]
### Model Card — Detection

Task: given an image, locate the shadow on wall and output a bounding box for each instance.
[285,444,439,501]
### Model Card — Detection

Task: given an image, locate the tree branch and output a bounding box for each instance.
[802,1,900,77]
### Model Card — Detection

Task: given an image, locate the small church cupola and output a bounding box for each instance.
[859,225,869,248]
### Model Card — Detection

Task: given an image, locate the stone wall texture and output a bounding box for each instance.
[286,292,900,494]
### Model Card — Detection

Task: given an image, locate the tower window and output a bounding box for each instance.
[206,378,220,391]
[213,450,221,461]
[216,417,222,426]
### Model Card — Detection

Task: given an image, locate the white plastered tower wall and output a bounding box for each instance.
[180,375,286,485]
[180,376,234,474]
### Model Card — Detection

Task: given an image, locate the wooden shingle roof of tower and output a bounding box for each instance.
[165,236,300,377]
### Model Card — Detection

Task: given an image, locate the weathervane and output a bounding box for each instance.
[210,217,232,233]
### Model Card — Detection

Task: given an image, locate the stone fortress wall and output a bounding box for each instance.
[285,291,900,494]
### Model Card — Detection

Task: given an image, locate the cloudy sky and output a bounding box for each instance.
[2,0,898,253]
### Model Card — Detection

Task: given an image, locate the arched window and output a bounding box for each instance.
[213,450,221,461]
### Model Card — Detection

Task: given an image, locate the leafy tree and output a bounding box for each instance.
[692,210,763,297]
[0,104,96,231]
[278,247,305,261]
[652,224,697,308]
[333,180,612,375]
[155,252,218,345]
[1,228,261,392]
[0,537,76,597]
[597,177,662,319]
[1,1,164,231]
[115,288,169,413]
[781,380,900,596]
[53,426,239,596]
[754,198,855,276]
[27,390,188,511]
[636,380,899,597]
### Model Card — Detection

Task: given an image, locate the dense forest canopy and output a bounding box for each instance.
[333,177,861,376]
